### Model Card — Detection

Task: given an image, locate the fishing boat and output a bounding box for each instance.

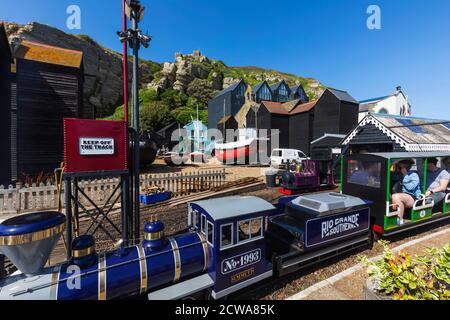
[214,128,266,165]
[162,151,189,166]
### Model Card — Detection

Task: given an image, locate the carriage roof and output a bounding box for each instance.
[190,196,275,221]
[360,152,450,160]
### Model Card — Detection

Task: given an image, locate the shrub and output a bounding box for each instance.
[171,107,208,126]
[160,89,189,109]
[359,240,450,300]
[140,101,174,133]
[186,79,217,106]
[139,88,158,104]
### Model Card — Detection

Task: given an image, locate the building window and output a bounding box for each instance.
[220,223,233,249]
[278,84,289,101]
[236,83,245,98]
[299,88,307,101]
[238,217,263,243]
[207,221,214,246]
[259,85,272,101]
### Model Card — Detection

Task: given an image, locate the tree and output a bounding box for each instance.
[160,89,189,109]
[139,88,158,104]
[140,101,174,133]
[186,79,217,106]
[171,107,208,126]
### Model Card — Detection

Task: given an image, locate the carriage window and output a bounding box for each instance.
[348,160,381,188]
[195,212,201,229]
[207,221,214,246]
[220,224,233,249]
[201,214,206,234]
[238,217,263,243]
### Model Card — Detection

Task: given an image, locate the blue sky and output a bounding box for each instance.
[2,0,450,119]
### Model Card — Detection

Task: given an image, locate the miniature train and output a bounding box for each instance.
[277,159,336,195]
[0,192,372,300]
[0,152,448,300]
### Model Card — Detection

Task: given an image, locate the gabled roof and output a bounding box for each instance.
[311,134,346,145]
[342,113,450,152]
[252,81,269,94]
[270,80,290,93]
[218,115,235,125]
[290,84,306,94]
[327,88,359,104]
[213,79,246,99]
[289,100,318,115]
[14,40,83,68]
[261,99,317,116]
[359,95,391,104]
[261,101,290,115]
[282,99,302,112]
[291,84,309,102]
[0,23,13,63]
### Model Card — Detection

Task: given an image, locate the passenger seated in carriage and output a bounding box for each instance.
[424,158,450,205]
[442,157,450,172]
[391,159,422,226]
[349,161,380,187]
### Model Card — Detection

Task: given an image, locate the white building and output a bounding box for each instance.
[358,86,412,122]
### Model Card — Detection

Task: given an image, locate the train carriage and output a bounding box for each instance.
[187,197,275,299]
[341,152,450,237]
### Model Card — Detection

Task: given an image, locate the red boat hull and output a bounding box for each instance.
[215,145,252,164]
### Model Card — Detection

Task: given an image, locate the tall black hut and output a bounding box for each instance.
[312,88,359,140]
[10,40,84,181]
[0,24,13,185]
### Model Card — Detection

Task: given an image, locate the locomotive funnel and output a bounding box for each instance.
[0,212,65,276]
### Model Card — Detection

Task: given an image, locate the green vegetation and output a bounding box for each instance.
[360,241,450,300]
[106,88,209,133]
[103,53,323,132]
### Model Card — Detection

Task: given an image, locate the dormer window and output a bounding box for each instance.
[259,85,272,101]
[236,83,245,98]
[278,84,289,101]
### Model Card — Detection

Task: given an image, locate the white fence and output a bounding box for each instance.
[0,169,227,215]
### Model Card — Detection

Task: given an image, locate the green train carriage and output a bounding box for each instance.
[341,152,450,236]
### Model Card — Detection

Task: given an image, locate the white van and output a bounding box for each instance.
[270,148,308,168]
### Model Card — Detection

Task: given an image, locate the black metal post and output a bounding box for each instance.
[73,177,79,237]
[0,253,5,278]
[65,178,73,259]
[121,174,130,246]
[132,17,141,244]
[128,129,134,242]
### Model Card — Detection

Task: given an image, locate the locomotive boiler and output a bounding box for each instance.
[0,212,209,300]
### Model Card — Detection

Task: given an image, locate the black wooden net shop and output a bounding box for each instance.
[0,24,13,186]
[7,40,85,182]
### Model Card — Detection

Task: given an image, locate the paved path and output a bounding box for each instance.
[286,227,450,300]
